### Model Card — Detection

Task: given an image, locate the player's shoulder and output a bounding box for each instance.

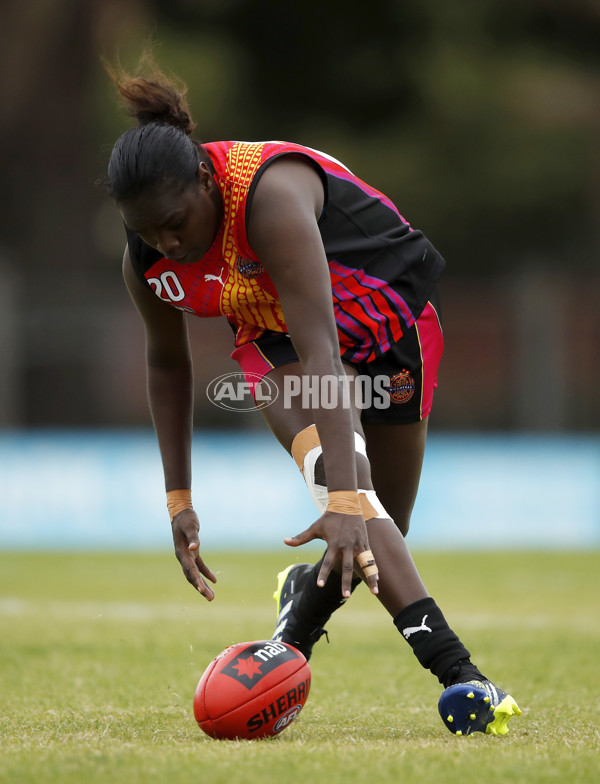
[251,152,325,222]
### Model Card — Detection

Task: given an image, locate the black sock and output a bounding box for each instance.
[296,555,362,629]
[393,597,486,687]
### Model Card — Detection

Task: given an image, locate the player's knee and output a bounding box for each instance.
[313,453,326,486]
[314,449,371,489]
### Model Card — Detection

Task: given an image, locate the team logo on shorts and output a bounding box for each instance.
[236,256,264,278]
[388,369,415,404]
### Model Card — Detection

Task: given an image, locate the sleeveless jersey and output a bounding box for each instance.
[125,140,445,363]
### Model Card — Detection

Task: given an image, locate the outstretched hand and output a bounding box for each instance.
[284,511,379,598]
[171,508,217,600]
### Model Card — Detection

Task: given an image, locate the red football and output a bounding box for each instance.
[193,640,311,740]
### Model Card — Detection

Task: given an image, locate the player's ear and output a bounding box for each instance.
[197,162,212,190]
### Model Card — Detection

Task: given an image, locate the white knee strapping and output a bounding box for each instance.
[353,432,368,458]
[303,448,327,512]
[303,432,369,513]
[294,427,389,520]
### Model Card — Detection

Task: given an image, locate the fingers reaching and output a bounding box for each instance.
[284,513,380,597]
[172,509,217,601]
[321,552,356,598]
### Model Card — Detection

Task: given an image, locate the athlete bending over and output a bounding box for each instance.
[104,55,521,737]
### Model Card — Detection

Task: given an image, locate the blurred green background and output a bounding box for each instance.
[1,0,598,431]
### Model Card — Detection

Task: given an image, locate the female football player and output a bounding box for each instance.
[104,56,520,737]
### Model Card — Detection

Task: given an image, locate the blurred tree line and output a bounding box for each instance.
[1,0,598,429]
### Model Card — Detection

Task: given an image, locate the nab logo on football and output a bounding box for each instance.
[221,641,299,690]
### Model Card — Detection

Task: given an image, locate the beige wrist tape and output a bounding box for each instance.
[167,489,193,521]
[325,491,381,520]
[326,490,362,515]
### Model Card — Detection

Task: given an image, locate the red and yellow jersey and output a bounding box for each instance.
[126,140,445,363]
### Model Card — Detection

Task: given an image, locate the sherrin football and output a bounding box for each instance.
[193,640,311,740]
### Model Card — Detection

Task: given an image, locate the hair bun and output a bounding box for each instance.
[117,77,196,135]
[104,55,197,136]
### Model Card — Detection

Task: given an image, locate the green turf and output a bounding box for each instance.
[1,550,598,784]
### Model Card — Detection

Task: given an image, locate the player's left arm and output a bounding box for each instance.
[247,156,378,597]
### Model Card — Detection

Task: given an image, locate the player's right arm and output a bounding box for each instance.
[122,246,216,600]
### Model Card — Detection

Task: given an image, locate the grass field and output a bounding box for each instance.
[1,549,598,783]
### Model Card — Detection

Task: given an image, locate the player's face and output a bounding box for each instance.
[119,163,223,263]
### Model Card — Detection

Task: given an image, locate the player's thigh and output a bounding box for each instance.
[259,363,367,484]
[258,362,314,452]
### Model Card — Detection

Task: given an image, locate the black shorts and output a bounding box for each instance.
[231,293,443,424]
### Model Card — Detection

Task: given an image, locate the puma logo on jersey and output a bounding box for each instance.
[204,267,225,286]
